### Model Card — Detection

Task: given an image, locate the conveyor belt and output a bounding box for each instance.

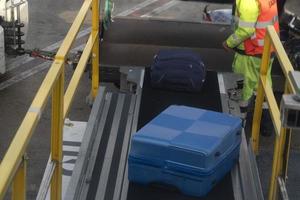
[65,71,235,200]
[126,70,233,200]
[127,176,233,200]
[66,71,265,200]
[103,18,231,49]
[138,70,222,128]
[101,43,234,72]
[100,17,283,85]
[100,17,234,72]
[66,17,266,200]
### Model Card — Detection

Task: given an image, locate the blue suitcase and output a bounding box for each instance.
[150,50,206,92]
[128,105,242,197]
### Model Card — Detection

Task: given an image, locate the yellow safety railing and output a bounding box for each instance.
[251,25,295,200]
[0,0,100,199]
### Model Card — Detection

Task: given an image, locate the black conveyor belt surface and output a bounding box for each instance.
[127,70,234,200]
[100,17,282,75]
[100,18,234,72]
[104,18,231,49]
[138,70,222,128]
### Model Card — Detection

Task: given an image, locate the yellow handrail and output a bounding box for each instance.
[0,0,100,199]
[251,25,295,200]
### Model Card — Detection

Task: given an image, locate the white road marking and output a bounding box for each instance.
[141,0,178,18]
[70,43,85,53]
[44,28,91,51]
[0,44,86,91]
[42,121,87,200]
[116,0,158,17]
[2,0,178,90]
[6,28,91,72]
[0,61,50,90]
[217,73,226,94]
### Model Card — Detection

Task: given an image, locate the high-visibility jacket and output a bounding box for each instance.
[226,0,279,55]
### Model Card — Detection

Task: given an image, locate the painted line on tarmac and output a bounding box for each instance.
[6,28,91,72]
[0,61,50,90]
[0,44,86,91]
[127,0,170,17]
[141,0,179,18]
[7,0,157,73]
[2,0,154,87]
[116,0,159,17]
[9,0,151,71]
[2,0,176,90]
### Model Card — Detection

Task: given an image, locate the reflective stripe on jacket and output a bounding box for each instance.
[226,0,279,55]
[244,0,279,55]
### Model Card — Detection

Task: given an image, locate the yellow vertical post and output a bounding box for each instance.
[268,126,285,200]
[268,81,292,200]
[251,79,264,155]
[50,63,64,200]
[91,0,100,99]
[12,157,27,200]
[251,31,272,155]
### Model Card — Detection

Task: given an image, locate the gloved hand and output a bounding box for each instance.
[222,41,233,52]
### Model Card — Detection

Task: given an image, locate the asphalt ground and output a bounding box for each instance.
[0,1,91,199]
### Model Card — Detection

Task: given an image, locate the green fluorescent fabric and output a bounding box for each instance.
[232,53,273,101]
[103,0,113,30]
[226,0,259,50]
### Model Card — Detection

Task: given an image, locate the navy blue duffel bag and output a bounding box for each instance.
[150,50,206,92]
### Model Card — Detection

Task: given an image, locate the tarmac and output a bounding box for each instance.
[0,1,91,199]
[0,0,299,199]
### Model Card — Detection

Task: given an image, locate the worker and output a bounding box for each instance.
[223,0,279,136]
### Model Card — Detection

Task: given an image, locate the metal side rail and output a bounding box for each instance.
[63,86,107,200]
[219,73,264,200]
[230,132,264,200]
[65,67,143,200]
[100,17,283,79]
